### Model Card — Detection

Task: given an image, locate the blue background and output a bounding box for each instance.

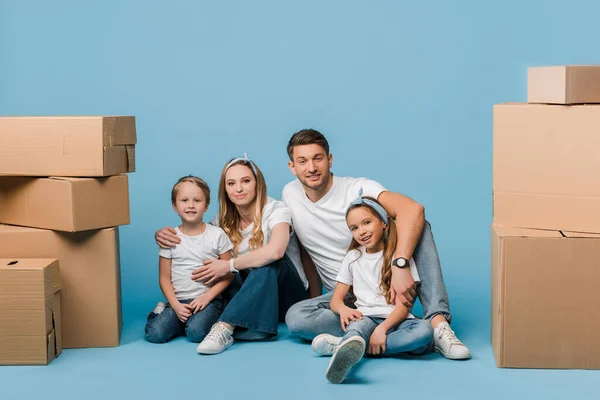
[1,1,598,398]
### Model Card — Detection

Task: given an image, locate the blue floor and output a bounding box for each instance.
[1,304,597,400]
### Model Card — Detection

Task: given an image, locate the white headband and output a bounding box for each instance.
[225,153,257,176]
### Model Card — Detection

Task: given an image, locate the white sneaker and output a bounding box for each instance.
[152,301,166,314]
[312,334,342,356]
[197,322,234,355]
[433,322,471,360]
[325,336,366,384]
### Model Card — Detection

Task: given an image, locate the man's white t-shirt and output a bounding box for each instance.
[282,176,386,291]
[210,197,309,289]
[337,248,420,319]
[158,225,233,300]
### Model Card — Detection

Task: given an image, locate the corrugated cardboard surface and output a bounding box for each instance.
[493,103,600,233]
[528,65,600,104]
[0,116,136,177]
[491,225,600,369]
[0,175,130,232]
[0,258,62,365]
[0,225,122,348]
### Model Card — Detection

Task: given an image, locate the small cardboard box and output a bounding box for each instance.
[491,225,600,369]
[528,65,600,104]
[0,175,130,232]
[493,102,600,233]
[0,225,122,349]
[0,116,136,177]
[0,258,62,365]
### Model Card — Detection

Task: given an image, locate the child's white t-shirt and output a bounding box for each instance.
[336,247,420,319]
[210,197,309,289]
[158,224,233,300]
[282,176,386,291]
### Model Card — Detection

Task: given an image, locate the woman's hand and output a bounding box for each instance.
[338,306,363,331]
[191,259,230,286]
[155,227,180,249]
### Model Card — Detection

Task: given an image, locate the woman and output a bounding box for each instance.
[155,154,308,354]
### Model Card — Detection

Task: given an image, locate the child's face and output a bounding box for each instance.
[225,164,257,207]
[346,206,386,253]
[172,181,208,224]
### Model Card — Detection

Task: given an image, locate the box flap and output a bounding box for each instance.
[562,231,600,238]
[491,224,562,238]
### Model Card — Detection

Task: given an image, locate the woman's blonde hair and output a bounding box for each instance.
[346,197,397,304]
[218,158,267,256]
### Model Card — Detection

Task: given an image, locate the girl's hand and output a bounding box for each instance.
[339,306,363,331]
[191,259,229,286]
[368,326,387,355]
[173,301,192,322]
[190,294,210,313]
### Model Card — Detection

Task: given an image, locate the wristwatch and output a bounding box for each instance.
[392,257,410,269]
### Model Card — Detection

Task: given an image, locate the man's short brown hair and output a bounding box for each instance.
[287,129,330,161]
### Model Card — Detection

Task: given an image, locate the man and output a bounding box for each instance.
[283,129,470,360]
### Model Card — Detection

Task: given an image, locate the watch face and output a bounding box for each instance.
[399,258,407,267]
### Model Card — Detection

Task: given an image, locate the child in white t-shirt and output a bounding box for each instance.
[145,176,234,345]
[311,194,434,384]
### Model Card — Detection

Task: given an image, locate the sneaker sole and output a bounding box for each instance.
[197,342,233,355]
[433,345,471,360]
[312,334,340,356]
[325,338,365,384]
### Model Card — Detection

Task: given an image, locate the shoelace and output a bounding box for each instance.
[438,325,462,346]
[205,324,230,345]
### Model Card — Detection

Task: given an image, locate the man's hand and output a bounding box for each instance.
[190,294,211,313]
[338,306,363,331]
[391,267,417,308]
[155,227,180,249]
[368,326,387,355]
[191,259,229,286]
[173,301,192,322]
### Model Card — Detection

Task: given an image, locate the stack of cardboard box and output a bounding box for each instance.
[492,66,600,369]
[0,117,136,365]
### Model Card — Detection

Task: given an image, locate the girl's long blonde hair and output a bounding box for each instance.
[218,159,267,256]
[346,198,398,304]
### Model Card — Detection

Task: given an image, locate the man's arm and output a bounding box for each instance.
[377,190,425,307]
[298,240,322,298]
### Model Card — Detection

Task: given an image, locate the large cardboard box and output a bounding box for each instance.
[0,225,122,348]
[0,258,62,365]
[0,175,130,232]
[0,116,136,177]
[528,65,600,104]
[491,224,600,369]
[493,103,600,233]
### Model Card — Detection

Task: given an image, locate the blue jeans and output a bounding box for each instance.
[342,317,433,356]
[219,254,307,337]
[285,220,451,340]
[145,298,224,343]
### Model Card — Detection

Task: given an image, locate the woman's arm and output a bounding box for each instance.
[232,222,290,270]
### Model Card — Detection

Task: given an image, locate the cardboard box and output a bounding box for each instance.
[0,258,62,365]
[0,116,136,177]
[491,225,600,369]
[0,225,122,348]
[493,103,600,233]
[528,65,600,104]
[0,175,130,232]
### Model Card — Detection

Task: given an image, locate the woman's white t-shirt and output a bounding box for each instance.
[336,247,420,319]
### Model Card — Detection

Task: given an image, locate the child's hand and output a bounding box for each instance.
[190,295,211,313]
[368,326,387,355]
[339,306,363,331]
[173,301,192,322]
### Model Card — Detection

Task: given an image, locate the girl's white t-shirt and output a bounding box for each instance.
[336,247,420,319]
[211,197,308,289]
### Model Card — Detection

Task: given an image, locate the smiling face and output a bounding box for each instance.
[172,181,209,224]
[224,164,257,208]
[346,205,387,253]
[287,143,333,195]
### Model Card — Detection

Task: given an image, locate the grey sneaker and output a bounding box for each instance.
[433,322,471,360]
[325,336,366,384]
[197,322,234,355]
[312,334,342,356]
